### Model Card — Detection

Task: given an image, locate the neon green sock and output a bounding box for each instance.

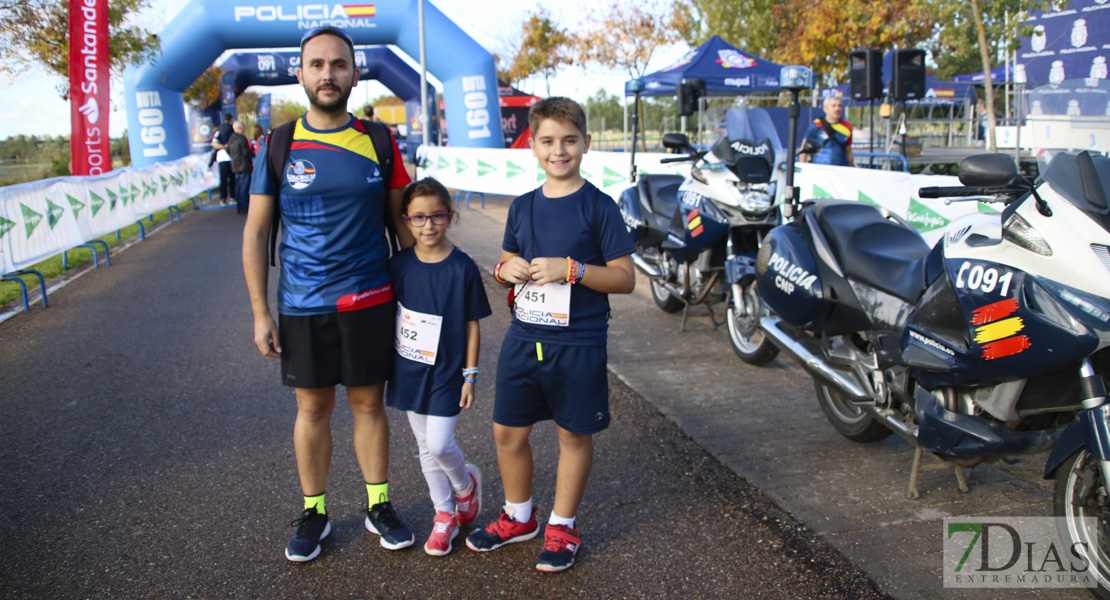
[366,482,389,509]
[304,493,326,515]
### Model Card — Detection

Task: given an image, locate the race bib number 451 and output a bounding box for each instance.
[513,281,571,327]
[395,303,443,365]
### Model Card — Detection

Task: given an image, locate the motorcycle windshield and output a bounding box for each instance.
[710,136,774,184]
[1025,79,1110,231]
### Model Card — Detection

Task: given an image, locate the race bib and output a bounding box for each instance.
[513,281,571,327]
[394,303,443,365]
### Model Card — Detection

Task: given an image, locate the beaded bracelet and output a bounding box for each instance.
[565,256,574,283]
[464,377,477,384]
[462,367,479,376]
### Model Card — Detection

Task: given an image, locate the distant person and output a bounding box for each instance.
[799,96,853,167]
[363,105,375,121]
[211,113,235,204]
[388,177,492,556]
[242,25,415,563]
[976,100,988,146]
[250,124,264,155]
[465,97,636,573]
[227,121,254,214]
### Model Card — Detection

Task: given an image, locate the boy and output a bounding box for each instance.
[465,97,635,572]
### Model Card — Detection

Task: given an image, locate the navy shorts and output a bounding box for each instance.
[493,338,610,435]
[278,302,394,389]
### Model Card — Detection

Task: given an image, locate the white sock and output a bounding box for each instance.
[504,498,533,523]
[548,511,576,529]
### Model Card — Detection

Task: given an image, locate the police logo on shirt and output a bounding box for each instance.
[286,159,317,190]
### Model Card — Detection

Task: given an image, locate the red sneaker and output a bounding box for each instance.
[424,511,458,556]
[454,463,483,526]
[465,509,539,552]
[536,524,581,572]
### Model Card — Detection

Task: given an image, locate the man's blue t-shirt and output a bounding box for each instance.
[386,247,492,417]
[802,118,853,166]
[502,181,635,346]
[250,115,410,315]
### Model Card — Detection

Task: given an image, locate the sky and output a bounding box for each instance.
[0,0,689,139]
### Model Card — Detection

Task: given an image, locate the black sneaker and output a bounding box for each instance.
[364,501,415,550]
[285,507,331,562]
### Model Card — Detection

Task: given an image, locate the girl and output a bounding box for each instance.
[387,177,493,556]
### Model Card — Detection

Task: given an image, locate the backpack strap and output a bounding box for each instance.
[358,118,400,252]
[817,117,848,152]
[266,118,298,267]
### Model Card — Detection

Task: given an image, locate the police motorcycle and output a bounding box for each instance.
[757,70,1110,595]
[617,83,782,365]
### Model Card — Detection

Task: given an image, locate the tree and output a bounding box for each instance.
[675,0,779,62]
[0,0,160,98]
[270,99,307,128]
[184,65,223,109]
[508,8,572,95]
[574,0,685,79]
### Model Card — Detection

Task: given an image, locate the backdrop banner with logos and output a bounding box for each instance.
[1018,0,1110,85]
[0,156,215,275]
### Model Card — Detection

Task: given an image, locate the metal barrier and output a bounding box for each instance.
[854,152,909,173]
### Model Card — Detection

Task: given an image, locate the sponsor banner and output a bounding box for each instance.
[794,163,978,246]
[69,0,110,176]
[0,156,216,275]
[415,148,690,200]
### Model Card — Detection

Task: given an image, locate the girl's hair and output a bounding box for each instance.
[402,177,455,221]
[251,124,263,139]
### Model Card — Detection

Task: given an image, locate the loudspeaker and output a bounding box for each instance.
[892,48,926,101]
[850,49,883,100]
[677,77,705,117]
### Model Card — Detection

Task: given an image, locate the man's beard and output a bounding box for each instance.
[306,80,351,114]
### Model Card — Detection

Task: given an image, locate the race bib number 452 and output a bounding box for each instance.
[395,303,443,365]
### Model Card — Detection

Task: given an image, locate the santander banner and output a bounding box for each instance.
[68,0,110,175]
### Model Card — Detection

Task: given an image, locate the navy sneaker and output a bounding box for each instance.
[536,524,581,573]
[465,509,539,552]
[285,507,331,562]
[364,501,415,550]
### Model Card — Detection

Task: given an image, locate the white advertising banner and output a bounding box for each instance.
[416,147,986,248]
[793,163,988,246]
[416,147,689,200]
[0,155,216,275]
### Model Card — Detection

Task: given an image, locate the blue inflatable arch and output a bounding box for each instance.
[123,0,503,167]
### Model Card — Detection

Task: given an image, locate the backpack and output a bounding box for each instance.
[265,116,397,266]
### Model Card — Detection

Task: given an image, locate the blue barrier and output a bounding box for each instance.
[855,152,909,172]
[2,269,47,311]
[62,240,110,270]
[455,190,486,209]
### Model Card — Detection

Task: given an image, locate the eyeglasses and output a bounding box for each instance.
[300,26,355,57]
[404,213,451,227]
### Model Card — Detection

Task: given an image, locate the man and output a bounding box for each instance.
[210,113,235,204]
[799,95,853,167]
[226,120,253,214]
[242,25,415,563]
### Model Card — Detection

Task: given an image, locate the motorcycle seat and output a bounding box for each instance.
[812,201,931,302]
[638,174,683,221]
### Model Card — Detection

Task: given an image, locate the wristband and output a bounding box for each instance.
[462,367,479,376]
[494,261,507,284]
[464,377,476,384]
[579,262,586,283]
[566,256,574,283]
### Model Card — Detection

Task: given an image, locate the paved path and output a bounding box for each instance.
[445,192,1085,600]
[0,207,889,599]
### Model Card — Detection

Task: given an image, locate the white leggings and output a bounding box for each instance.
[406,412,471,514]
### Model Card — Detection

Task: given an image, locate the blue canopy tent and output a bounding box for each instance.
[953,64,1016,84]
[624,35,787,97]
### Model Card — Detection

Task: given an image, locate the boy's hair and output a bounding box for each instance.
[528,97,587,138]
[402,177,456,222]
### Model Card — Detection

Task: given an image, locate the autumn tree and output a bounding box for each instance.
[270,99,307,128]
[674,0,779,60]
[574,0,686,79]
[183,65,223,109]
[506,8,572,95]
[0,0,160,98]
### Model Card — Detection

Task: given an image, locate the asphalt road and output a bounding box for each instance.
[0,207,890,599]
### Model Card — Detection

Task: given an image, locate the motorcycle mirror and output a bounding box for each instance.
[1078,151,1109,211]
[958,154,1020,188]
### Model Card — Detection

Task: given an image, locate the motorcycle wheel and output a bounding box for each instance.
[1054,449,1110,599]
[650,279,684,313]
[813,382,892,443]
[726,278,779,366]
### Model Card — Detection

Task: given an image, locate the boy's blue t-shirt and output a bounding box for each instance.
[501,181,635,346]
[386,247,492,417]
[250,115,409,316]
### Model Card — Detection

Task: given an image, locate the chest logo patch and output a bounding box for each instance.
[286,159,317,190]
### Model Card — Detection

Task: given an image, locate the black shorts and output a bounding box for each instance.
[278,302,395,388]
[493,338,610,435]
